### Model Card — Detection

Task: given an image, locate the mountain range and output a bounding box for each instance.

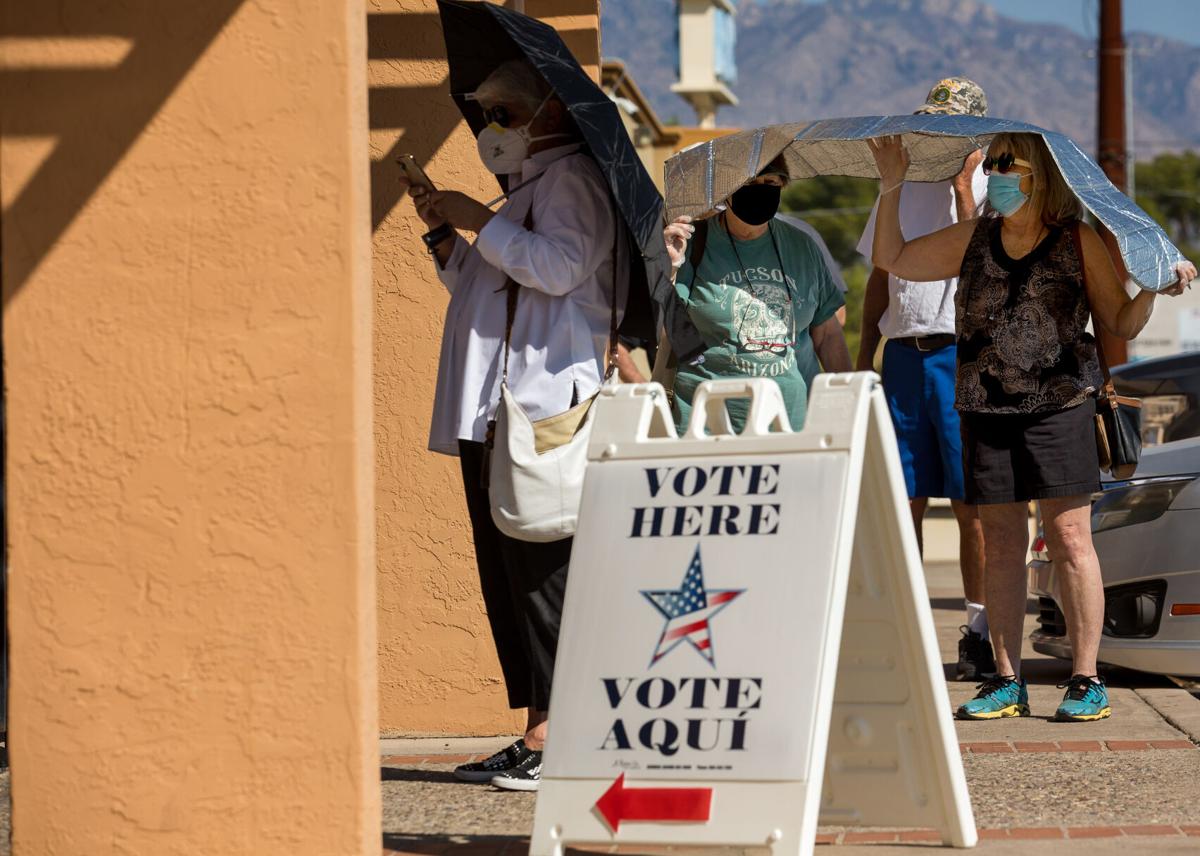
[600,0,1200,157]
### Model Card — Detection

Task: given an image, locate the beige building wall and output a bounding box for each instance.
[369,0,599,736]
[2,2,380,853]
[672,0,737,127]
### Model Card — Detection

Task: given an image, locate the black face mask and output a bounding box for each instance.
[728,183,782,226]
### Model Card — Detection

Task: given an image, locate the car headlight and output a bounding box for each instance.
[1091,477,1197,534]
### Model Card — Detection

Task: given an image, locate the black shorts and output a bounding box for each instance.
[960,401,1101,505]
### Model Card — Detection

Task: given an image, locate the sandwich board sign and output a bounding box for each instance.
[529,374,976,856]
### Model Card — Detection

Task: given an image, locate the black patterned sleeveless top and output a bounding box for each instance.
[954,217,1103,414]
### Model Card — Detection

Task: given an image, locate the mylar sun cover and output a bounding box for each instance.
[664,114,1183,292]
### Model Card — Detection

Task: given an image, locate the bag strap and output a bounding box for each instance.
[685,217,710,301]
[1069,222,1141,409]
[1069,222,1113,385]
[501,194,620,385]
[605,219,620,380]
[499,205,537,385]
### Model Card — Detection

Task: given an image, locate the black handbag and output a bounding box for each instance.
[1093,334,1142,480]
[1070,223,1142,479]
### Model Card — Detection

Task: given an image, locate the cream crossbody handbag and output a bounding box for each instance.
[482,207,619,542]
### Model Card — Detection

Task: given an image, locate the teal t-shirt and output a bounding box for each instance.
[673,219,845,433]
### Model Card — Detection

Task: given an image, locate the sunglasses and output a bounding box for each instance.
[982,153,1033,175]
[482,105,513,128]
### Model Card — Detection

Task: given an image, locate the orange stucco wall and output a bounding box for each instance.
[2,1,380,853]
[369,0,600,736]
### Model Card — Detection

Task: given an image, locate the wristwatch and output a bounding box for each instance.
[422,223,455,253]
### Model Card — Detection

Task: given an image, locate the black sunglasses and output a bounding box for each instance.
[982,153,1032,175]
[482,105,513,128]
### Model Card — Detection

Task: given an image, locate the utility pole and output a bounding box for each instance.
[1097,0,1130,364]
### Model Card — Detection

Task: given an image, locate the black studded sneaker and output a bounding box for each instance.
[956,625,997,682]
[490,747,543,792]
[453,739,533,783]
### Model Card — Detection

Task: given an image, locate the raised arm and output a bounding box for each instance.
[424,164,614,297]
[405,179,467,291]
[953,149,985,223]
[867,136,976,283]
[663,215,695,283]
[471,167,614,297]
[855,267,889,371]
[1080,223,1196,339]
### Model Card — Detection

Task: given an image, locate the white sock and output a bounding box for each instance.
[966,601,988,637]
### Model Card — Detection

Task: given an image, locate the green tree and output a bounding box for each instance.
[780,175,878,268]
[837,264,868,363]
[1135,152,1200,262]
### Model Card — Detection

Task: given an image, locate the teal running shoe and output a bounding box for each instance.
[955,675,1029,720]
[1054,675,1111,722]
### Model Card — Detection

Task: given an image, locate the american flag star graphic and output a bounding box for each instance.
[641,546,743,667]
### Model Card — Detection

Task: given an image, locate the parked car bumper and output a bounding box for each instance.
[1024,353,1200,680]
[1028,554,1200,678]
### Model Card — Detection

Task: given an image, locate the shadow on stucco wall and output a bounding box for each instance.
[366,10,465,230]
[1,0,246,305]
[365,4,598,233]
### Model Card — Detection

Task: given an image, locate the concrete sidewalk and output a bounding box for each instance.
[381,556,1200,855]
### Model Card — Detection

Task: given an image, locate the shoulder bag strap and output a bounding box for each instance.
[1069,220,1113,383]
[1068,221,1113,386]
[603,200,620,381]
[685,217,709,302]
[1070,221,1141,409]
[501,194,621,384]
[499,205,536,385]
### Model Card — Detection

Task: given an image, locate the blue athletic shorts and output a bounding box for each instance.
[881,340,965,501]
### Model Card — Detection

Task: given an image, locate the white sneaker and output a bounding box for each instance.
[453,740,530,783]
[490,750,542,791]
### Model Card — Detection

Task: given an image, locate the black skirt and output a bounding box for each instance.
[960,401,1101,505]
[457,440,572,711]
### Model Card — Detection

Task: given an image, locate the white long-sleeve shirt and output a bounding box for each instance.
[428,144,627,456]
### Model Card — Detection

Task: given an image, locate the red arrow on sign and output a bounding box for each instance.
[594,773,713,833]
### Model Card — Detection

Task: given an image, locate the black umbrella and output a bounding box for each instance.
[436,0,683,348]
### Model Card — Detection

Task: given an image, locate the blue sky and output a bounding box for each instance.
[791,0,1200,45]
[977,0,1200,44]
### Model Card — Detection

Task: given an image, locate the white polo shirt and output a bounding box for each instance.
[856,166,987,338]
[428,144,627,456]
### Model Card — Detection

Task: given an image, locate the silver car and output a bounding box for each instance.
[1028,352,1200,684]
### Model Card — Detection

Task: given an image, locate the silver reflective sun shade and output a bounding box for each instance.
[664,114,1184,292]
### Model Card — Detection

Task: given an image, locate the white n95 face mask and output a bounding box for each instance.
[476,92,571,174]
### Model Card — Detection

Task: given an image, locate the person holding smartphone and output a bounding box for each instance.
[399,59,626,792]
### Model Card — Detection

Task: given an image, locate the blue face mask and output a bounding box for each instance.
[987,172,1029,217]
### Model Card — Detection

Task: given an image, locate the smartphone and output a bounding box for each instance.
[398,154,436,192]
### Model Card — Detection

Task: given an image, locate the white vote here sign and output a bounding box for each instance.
[546,451,848,783]
[531,376,974,856]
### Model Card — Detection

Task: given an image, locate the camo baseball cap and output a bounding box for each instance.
[915,77,987,117]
